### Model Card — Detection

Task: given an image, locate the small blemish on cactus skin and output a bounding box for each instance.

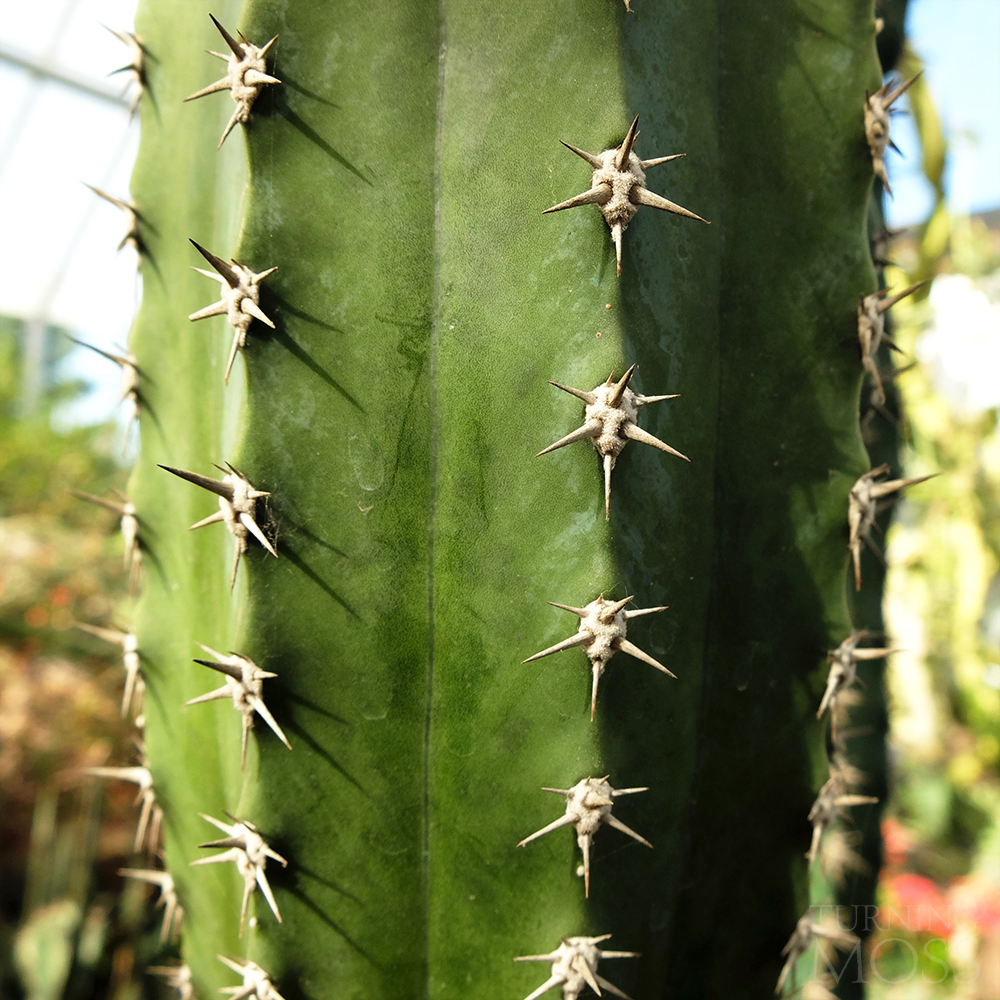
[184,14,281,148]
[517,776,651,898]
[188,240,277,385]
[543,115,709,276]
[864,74,921,195]
[856,282,926,404]
[847,464,937,590]
[217,956,286,1000]
[191,814,287,934]
[118,868,182,943]
[538,364,689,520]
[515,933,639,1000]
[187,642,291,769]
[523,594,674,720]
[158,463,278,591]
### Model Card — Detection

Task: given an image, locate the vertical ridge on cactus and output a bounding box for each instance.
[126,1,886,996]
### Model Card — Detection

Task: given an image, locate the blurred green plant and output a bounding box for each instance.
[0,318,170,1000]
[869,209,1000,999]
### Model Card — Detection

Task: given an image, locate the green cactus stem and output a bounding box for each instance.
[123,1,884,996]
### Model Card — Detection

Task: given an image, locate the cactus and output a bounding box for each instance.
[112,0,903,996]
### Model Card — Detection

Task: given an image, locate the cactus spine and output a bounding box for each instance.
[111,0,899,996]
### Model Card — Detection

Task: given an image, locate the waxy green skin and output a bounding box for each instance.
[128,0,881,996]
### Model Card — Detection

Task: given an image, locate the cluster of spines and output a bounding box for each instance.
[773,53,938,997]
[507,109,707,996]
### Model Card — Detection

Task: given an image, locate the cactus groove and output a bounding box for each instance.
[125,0,884,996]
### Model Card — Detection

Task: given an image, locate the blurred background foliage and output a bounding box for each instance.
[860,43,1000,999]
[0,318,175,1000]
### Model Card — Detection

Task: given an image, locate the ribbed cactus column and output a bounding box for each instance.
[126,1,882,997]
[126,0,248,989]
